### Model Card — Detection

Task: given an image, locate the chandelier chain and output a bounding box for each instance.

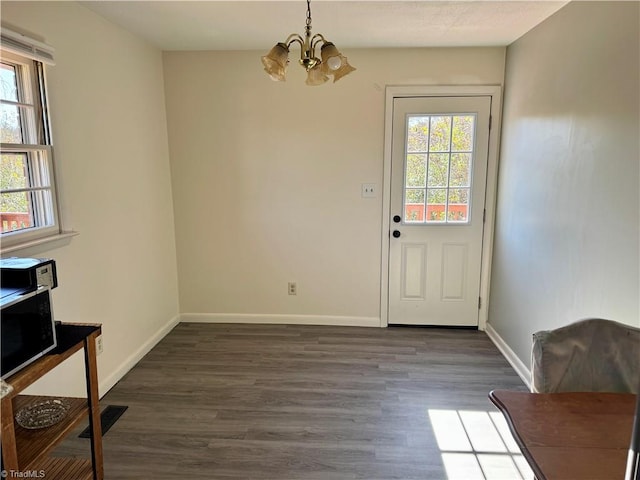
[306,0,312,27]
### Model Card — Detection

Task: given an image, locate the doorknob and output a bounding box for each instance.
[392,230,401,238]
[393,215,401,223]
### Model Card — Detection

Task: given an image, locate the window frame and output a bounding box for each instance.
[1,47,61,249]
[402,113,476,225]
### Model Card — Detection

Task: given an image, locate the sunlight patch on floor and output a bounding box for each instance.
[428,409,535,480]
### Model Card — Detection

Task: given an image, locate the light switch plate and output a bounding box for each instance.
[362,183,377,198]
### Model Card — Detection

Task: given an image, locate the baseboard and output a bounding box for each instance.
[180,313,381,328]
[485,323,532,390]
[98,314,180,397]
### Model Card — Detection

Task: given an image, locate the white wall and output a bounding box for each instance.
[1,2,180,396]
[163,47,505,325]
[488,1,640,370]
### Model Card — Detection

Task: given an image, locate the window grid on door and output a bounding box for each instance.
[404,113,476,224]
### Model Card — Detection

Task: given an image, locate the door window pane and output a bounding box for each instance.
[426,188,446,222]
[452,116,474,152]
[450,153,471,187]
[406,154,426,187]
[448,189,469,222]
[403,114,476,224]
[405,188,425,223]
[429,116,452,152]
[428,153,449,187]
[407,116,429,152]
[406,188,426,204]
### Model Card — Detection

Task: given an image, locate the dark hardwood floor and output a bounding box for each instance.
[55,323,531,479]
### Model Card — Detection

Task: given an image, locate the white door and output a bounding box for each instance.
[388,96,491,326]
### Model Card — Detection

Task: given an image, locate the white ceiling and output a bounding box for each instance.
[81,1,569,51]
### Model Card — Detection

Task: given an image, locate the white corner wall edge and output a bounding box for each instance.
[98,314,181,398]
[181,313,381,328]
[485,323,532,390]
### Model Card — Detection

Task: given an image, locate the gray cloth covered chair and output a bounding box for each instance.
[531,318,640,394]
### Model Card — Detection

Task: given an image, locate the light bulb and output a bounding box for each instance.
[327,55,342,71]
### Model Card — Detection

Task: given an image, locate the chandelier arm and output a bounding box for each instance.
[285,34,305,47]
[310,34,326,50]
[310,34,327,58]
[310,33,326,44]
[287,37,308,63]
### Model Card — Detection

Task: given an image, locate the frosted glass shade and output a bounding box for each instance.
[305,64,329,86]
[331,55,356,82]
[261,43,289,82]
[320,43,342,71]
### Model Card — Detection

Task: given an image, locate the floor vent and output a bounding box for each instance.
[79,405,128,438]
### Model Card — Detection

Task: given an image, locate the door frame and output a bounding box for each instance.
[380,85,503,330]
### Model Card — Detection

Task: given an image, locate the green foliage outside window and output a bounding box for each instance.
[404,114,475,223]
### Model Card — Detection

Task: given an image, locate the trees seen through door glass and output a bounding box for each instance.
[405,114,475,223]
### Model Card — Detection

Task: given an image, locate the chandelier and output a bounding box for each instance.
[261,0,355,86]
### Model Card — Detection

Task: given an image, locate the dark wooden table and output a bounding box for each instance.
[489,390,637,480]
[1,323,104,479]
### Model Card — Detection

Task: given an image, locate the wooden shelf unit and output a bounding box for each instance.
[1,323,103,480]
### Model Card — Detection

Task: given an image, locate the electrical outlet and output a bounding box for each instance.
[96,335,104,355]
[361,183,377,198]
[288,282,297,295]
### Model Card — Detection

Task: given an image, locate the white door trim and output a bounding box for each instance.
[380,85,502,330]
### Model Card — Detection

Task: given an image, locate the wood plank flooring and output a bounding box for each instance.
[54,323,529,479]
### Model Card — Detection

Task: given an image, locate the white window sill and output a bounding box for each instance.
[1,231,78,255]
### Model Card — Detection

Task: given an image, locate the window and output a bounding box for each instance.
[404,114,476,224]
[1,29,59,248]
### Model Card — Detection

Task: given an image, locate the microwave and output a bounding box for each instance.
[1,286,57,378]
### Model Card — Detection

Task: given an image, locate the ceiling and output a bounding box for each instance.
[81,1,569,51]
